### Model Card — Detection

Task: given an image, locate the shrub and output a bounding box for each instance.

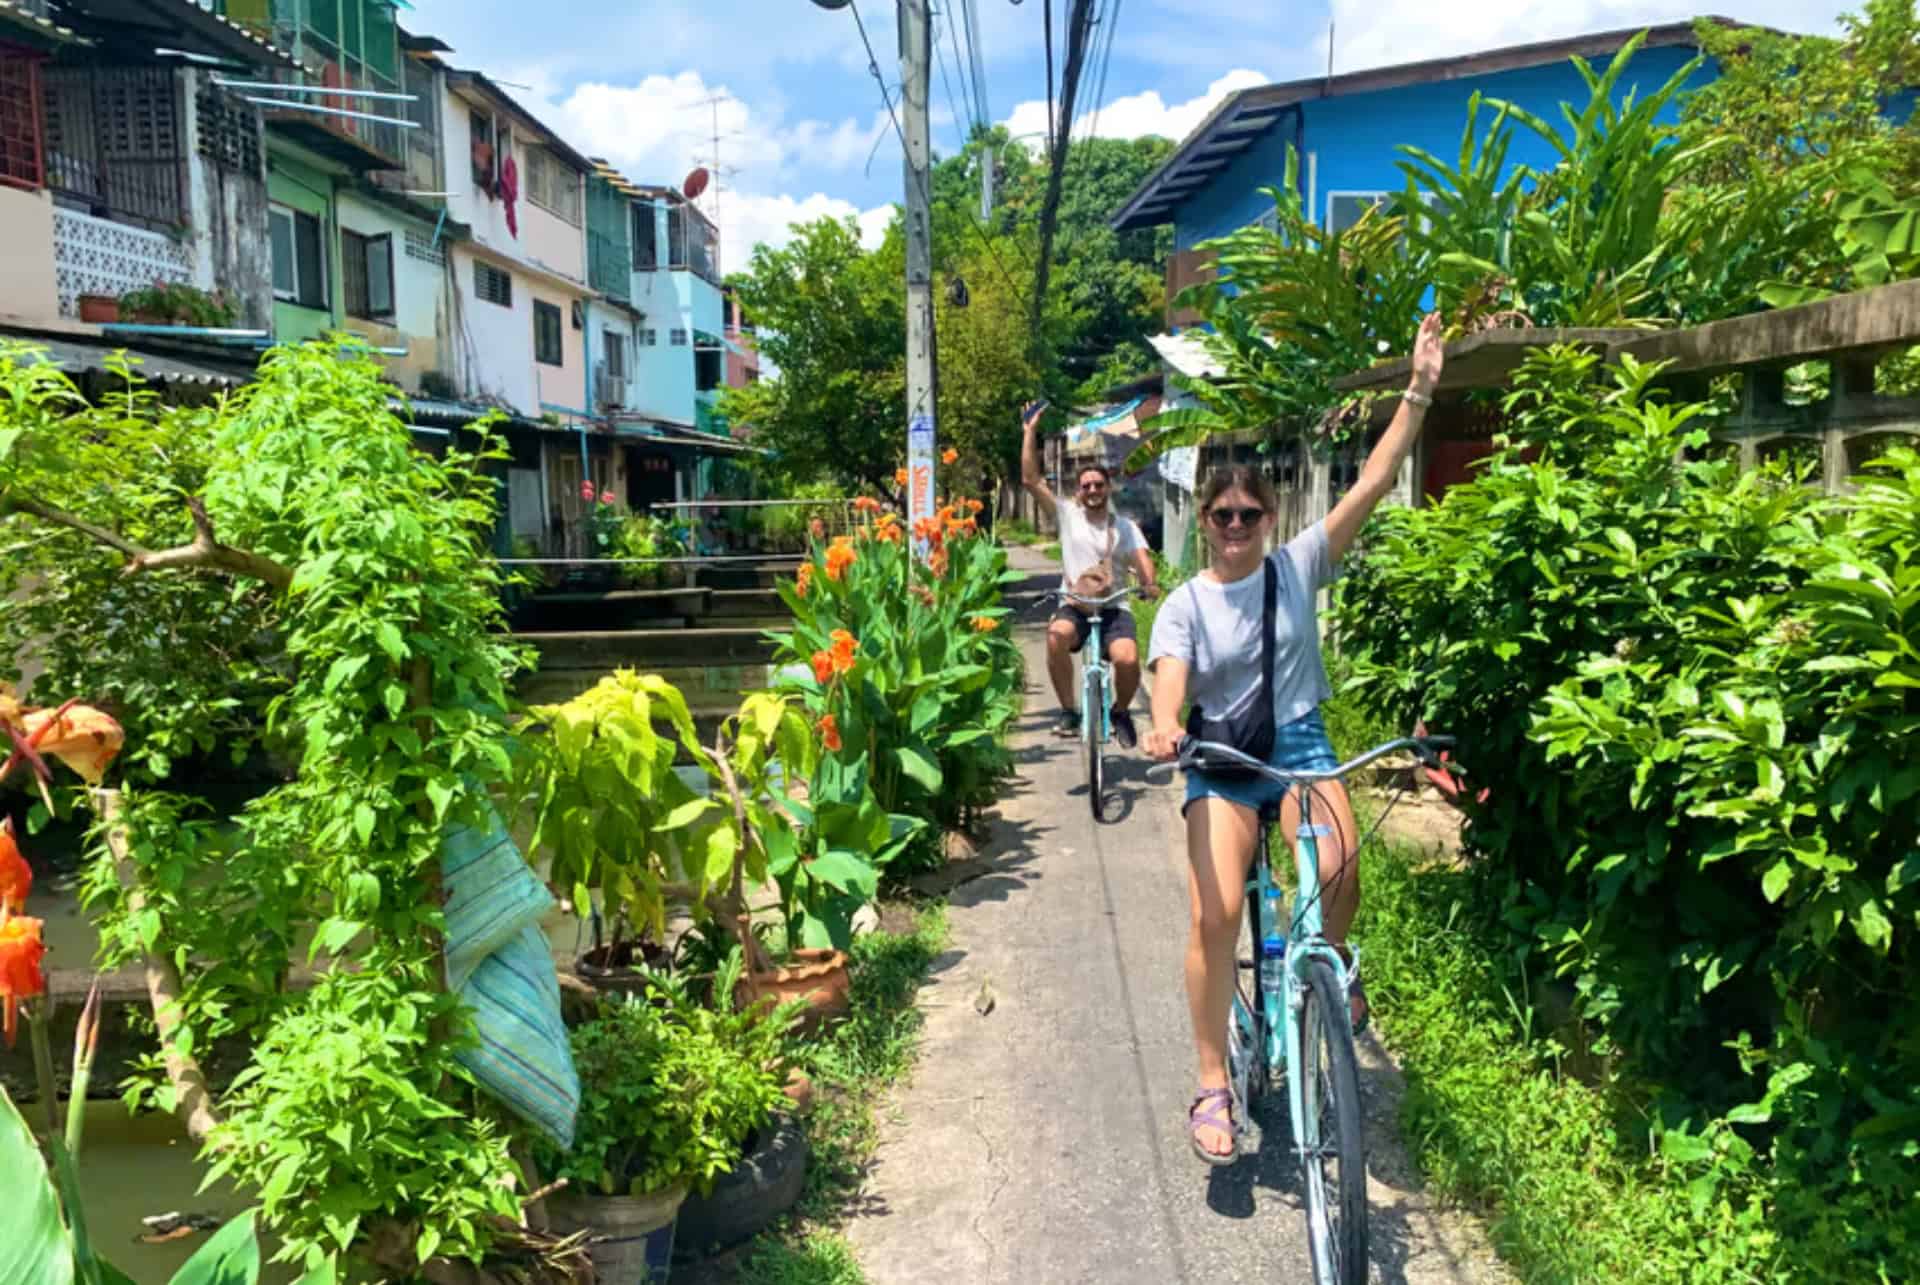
[1335,346,1920,1278]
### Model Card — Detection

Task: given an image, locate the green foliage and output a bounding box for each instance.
[734,1232,867,1285]
[772,511,1021,893]
[515,670,718,940]
[534,956,794,1199]
[1336,348,1920,1279]
[0,346,281,783]
[5,340,528,1274]
[117,282,240,328]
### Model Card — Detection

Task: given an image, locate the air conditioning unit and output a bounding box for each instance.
[594,362,627,410]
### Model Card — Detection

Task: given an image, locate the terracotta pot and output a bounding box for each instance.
[77,295,119,324]
[546,1181,686,1284]
[738,948,851,1035]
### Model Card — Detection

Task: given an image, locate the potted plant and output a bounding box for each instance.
[515,671,724,996]
[77,293,120,324]
[116,281,239,328]
[536,959,794,1282]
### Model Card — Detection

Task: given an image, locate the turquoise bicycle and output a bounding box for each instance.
[1044,587,1131,822]
[1154,732,1459,1285]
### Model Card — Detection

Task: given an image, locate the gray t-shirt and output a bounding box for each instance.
[1147,521,1335,729]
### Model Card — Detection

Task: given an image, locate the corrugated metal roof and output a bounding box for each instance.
[0,0,84,45]
[1148,332,1225,380]
[5,334,247,387]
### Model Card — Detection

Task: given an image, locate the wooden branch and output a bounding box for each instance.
[93,789,224,1147]
[2,492,293,592]
[711,728,776,978]
[124,497,293,592]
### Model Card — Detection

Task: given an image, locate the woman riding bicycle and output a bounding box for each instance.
[1142,313,1445,1165]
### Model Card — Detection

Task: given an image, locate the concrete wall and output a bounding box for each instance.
[440,88,586,288]
[451,243,536,412]
[1172,47,1703,249]
[0,186,57,324]
[183,70,272,332]
[336,189,450,393]
[628,263,694,424]
[530,280,585,416]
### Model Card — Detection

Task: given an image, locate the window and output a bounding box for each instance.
[602,328,626,379]
[1326,191,1388,235]
[474,260,512,307]
[0,53,42,192]
[270,204,327,309]
[534,300,563,366]
[342,229,395,321]
[666,201,685,268]
[641,328,657,346]
[525,147,581,226]
[669,328,687,346]
[470,110,496,189]
[695,348,721,393]
[632,199,657,269]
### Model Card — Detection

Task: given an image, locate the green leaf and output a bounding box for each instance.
[0,1086,75,1285]
[1761,860,1793,904]
[352,803,375,846]
[424,776,456,824]
[374,621,407,663]
[804,849,879,898]
[658,798,715,831]
[704,825,739,885]
[1659,1129,1712,1165]
[894,746,943,793]
[168,1210,261,1285]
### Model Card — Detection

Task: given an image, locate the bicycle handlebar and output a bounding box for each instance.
[1143,734,1462,788]
[1034,587,1134,611]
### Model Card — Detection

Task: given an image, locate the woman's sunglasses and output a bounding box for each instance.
[1207,506,1267,530]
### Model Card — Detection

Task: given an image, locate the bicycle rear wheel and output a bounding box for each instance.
[1085,667,1106,821]
[1299,957,1367,1285]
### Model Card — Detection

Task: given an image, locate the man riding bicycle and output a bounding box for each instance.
[1020,401,1160,747]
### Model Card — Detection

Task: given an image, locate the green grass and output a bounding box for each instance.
[734,1232,866,1285]
[718,904,950,1285]
[996,518,1046,547]
[1039,542,1060,562]
[1358,847,1786,1284]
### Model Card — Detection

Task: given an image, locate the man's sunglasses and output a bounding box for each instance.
[1207,506,1267,530]
[1078,479,1109,492]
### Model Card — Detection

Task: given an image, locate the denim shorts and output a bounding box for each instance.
[1184,708,1339,818]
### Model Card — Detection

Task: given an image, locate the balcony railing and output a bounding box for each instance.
[42,65,188,232]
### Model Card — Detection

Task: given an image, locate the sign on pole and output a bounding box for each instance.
[907,411,936,556]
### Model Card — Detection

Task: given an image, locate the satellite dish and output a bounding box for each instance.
[809,0,853,8]
[683,166,710,200]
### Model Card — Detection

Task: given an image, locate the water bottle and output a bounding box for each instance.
[1259,882,1288,996]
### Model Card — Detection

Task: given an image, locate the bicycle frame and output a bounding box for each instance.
[1081,614,1112,749]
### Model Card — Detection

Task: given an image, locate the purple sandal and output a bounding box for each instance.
[1189,1087,1238,1167]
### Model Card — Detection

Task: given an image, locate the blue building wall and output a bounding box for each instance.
[1172,46,1706,250]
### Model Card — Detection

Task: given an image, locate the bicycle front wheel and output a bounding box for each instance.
[1299,957,1367,1285]
[1085,667,1106,821]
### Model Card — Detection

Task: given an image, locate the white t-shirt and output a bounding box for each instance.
[1054,497,1145,613]
[1147,521,1335,728]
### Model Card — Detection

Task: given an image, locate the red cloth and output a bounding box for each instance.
[499,153,519,238]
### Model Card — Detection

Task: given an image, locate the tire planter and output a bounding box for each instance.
[674,1117,810,1255]
[546,1181,687,1284]
[576,938,674,998]
[740,948,851,1036]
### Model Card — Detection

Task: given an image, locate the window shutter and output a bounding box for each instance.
[366,233,394,318]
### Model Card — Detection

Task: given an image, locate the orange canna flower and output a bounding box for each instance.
[966,498,984,515]
[895,468,909,488]
[817,713,843,753]
[852,496,881,514]
[810,650,835,685]
[972,615,1000,633]
[825,541,857,582]
[0,911,46,1049]
[941,448,958,465]
[795,562,813,598]
[0,820,27,913]
[0,686,125,789]
[930,547,949,577]
[829,629,858,674]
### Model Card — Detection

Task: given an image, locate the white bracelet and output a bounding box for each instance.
[1403,388,1434,409]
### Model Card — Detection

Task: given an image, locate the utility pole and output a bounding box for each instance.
[900,0,939,548]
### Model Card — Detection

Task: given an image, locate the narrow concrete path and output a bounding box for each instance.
[846,546,1507,1285]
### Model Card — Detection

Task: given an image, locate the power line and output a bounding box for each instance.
[960,0,990,128]
[1083,0,1122,148]
[940,0,979,133]
[933,10,974,152]
[845,0,1032,319]
[1041,0,1057,164]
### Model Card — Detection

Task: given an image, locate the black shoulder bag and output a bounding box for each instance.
[1184,559,1277,778]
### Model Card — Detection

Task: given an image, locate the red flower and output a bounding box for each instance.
[0,820,27,913]
[580,481,596,502]
[941,447,959,465]
[795,562,813,598]
[600,492,615,506]
[829,629,858,675]
[811,651,835,685]
[0,912,46,1049]
[825,542,856,582]
[817,714,842,753]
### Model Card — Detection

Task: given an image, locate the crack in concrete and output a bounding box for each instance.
[967,1089,1012,1281]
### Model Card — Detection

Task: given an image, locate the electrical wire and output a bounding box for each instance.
[1042,0,1058,158]
[940,0,980,134]
[1082,0,1122,149]
[961,0,990,129]
[934,10,975,152]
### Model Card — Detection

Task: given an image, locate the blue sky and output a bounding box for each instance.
[405,0,1852,259]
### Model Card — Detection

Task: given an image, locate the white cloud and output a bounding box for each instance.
[1327,0,1852,74]
[725,191,894,262]
[1001,68,1270,149]
[487,68,896,262]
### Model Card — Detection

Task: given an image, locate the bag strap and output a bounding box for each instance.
[1258,557,1277,717]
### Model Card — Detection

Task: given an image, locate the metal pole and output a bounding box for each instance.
[980,144,993,221]
[901,0,938,553]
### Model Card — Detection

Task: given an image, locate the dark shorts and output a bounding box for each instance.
[1051,606,1137,657]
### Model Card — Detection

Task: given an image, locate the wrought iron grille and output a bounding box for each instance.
[43,66,185,230]
[0,48,42,192]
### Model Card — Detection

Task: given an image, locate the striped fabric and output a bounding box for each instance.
[442,807,580,1149]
